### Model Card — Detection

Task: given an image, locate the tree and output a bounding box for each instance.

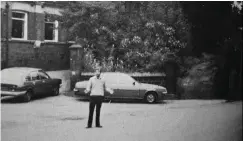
[59,1,189,72]
[180,2,242,99]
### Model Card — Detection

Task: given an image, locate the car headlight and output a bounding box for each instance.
[73,88,78,92]
[162,89,167,94]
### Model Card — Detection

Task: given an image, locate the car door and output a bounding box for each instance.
[37,71,52,94]
[102,73,121,98]
[116,73,140,99]
[28,71,45,95]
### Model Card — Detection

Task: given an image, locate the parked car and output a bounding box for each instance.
[1,67,62,102]
[73,72,167,103]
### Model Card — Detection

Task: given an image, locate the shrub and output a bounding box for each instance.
[178,53,218,99]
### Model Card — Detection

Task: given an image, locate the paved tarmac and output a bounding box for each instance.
[1,95,242,141]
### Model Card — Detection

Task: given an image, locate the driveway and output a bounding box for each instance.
[1,94,242,141]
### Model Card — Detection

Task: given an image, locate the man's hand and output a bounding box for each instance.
[84,89,89,94]
[109,89,114,95]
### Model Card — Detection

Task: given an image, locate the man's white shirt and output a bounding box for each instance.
[85,76,113,96]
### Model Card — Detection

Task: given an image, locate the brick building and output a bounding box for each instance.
[1,1,71,70]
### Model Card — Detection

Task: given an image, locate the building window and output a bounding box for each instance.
[11,11,28,40]
[45,19,58,42]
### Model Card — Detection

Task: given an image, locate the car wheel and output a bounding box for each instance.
[145,93,157,103]
[52,87,60,96]
[23,91,32,102]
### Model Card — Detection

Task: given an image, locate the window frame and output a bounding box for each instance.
[28,71,40,81]
[38,71,51,80]
[44,20,59,42]
[11,11,28,40]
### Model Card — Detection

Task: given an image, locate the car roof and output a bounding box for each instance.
[2,67,42,74]
[1,67,43,86]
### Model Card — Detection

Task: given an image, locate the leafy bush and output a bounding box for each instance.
[178,53,218,99]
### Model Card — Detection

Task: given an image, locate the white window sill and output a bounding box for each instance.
[44,40,58,43]
[2,39,67,45]
[68,41,75,43]
[11,38,28,41]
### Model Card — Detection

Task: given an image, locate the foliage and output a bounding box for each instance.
[59,1,189,72]
[180,2,242,99]
[177,54,218,99]
[180,1,242,54]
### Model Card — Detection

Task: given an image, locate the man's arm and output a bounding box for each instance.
[104,82,114,94]
[84,78,92,94]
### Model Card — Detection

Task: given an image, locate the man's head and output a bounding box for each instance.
[95,68,101,78]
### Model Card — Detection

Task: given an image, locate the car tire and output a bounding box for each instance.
[52,87,60,96]
[145,92,157,103]
[23,91,32,102]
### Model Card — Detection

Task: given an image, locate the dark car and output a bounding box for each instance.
[1,67,62,102]
[73,72,167,103]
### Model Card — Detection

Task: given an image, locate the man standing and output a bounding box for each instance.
[84,68,114,128]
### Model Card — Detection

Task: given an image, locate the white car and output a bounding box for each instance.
[74,72,167,103]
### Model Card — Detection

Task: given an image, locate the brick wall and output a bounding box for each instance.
[1,40,70,71]
[1,2,70,70]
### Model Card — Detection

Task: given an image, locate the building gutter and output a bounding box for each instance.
[5,2,10,68]
[240,31,242,98]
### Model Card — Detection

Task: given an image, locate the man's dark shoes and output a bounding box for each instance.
[96,125,103,128]
[86,125,92,129]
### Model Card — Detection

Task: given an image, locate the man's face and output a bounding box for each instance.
[95,69,101,78]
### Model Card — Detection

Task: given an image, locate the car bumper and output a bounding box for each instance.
[73,88,89,98]
[157,91,168,100]
[1,90,27,97]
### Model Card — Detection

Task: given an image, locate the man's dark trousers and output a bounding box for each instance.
[87,96,104,127]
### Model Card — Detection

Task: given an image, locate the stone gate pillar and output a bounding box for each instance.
[69,44,84,89]
[164,53,179,99]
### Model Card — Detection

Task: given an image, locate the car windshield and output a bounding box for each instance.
[1,69,25,85]
[102,73,137,84]
[117,73,136,84]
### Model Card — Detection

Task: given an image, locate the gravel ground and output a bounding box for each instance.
[1,94,242,141]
